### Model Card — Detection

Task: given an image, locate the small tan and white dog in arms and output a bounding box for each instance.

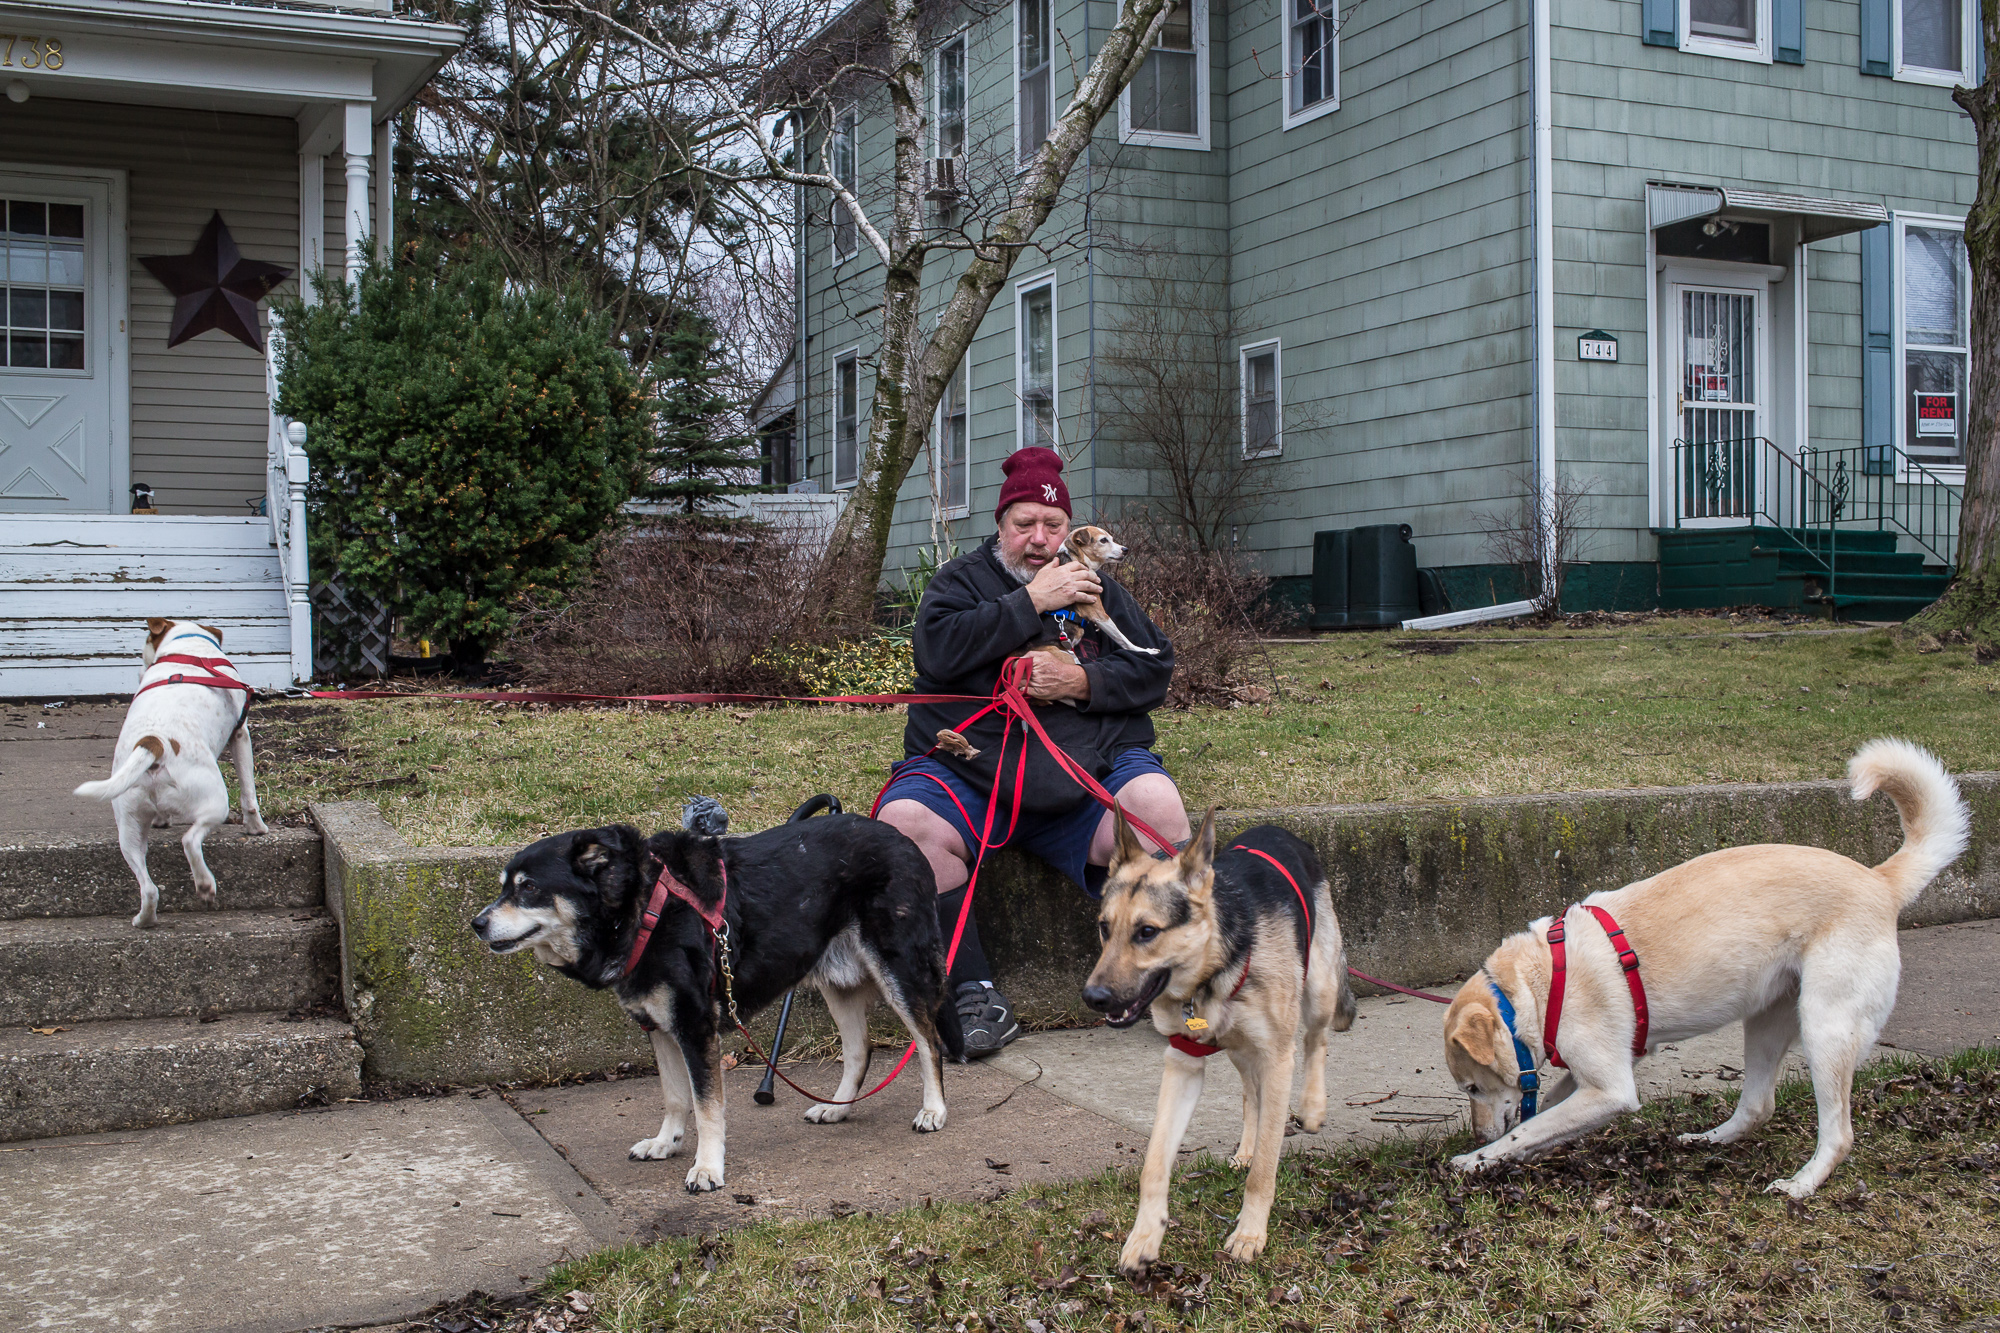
[74,618,266,928]
[1443,738,1969,1198]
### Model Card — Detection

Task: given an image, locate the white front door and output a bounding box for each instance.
[0,173,116,513]
[1670,280,1766,524]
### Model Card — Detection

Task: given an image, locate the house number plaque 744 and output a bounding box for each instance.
[0,36,65,69]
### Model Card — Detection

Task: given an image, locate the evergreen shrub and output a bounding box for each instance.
[275,255,650,667]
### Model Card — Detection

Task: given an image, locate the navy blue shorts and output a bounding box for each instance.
[877,747,1175,894]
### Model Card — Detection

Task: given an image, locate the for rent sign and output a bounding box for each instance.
[1916,392,1957,437]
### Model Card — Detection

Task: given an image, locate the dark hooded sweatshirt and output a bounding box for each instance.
[902,535,1175,815]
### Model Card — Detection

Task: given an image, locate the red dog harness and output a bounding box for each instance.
[134,649,254,732]
[1168,843,1315,1060]
[1544,904,1649,1069]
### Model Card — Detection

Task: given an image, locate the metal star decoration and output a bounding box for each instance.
[140,212,291,351]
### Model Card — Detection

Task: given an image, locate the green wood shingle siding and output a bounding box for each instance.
[802,0,1976,593]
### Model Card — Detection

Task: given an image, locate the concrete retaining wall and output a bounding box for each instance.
[315,774,2000,1086]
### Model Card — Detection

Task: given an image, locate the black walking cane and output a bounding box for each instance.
[753,793,843,1105]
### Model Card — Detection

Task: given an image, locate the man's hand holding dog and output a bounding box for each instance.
[1026,559,1101,614]
[1024,654,1090,703]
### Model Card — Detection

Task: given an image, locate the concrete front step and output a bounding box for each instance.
[0,1012,361,1142]
[0,909,339,1027]
[0,825,323,920]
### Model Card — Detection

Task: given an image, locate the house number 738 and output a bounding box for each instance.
[1,36,65,69]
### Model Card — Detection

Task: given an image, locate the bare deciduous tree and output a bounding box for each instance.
[1476,470,1599,617]
[557,0,1179,622]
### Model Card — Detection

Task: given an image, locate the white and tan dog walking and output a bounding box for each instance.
[73,617,266,928]
[1443,737,1969,1198]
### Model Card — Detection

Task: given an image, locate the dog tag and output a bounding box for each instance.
[1183,1016,1209,1032]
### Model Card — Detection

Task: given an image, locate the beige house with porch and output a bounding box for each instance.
[0,0,462,695]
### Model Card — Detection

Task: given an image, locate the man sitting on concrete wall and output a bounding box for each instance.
[876,447,1193,1056]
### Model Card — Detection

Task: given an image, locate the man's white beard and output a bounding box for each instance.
[997,549,1038,584]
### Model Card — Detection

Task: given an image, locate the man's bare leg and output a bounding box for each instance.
[878,798,972,894]
[1088,773,1193,865]
[877,796,1016,1056]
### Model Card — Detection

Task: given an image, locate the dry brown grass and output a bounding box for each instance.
[248,617,2000,847]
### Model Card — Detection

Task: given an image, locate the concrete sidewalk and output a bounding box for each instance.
[4,915,1996,1332]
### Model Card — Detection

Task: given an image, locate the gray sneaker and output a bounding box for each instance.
[955,981,1022,1059]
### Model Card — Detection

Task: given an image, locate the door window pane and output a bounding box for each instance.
[1902,0,1963,72]
[1689,0,1755,42]
[1,195,87,371]
[1020,284,1055,449]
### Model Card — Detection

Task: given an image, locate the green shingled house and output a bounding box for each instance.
[774,0,1979,619]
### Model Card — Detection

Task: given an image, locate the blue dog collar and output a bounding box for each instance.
[166,629,222,648]
[1488,978,1540,1119]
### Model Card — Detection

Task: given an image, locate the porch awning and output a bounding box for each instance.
[1646,183,1890,243]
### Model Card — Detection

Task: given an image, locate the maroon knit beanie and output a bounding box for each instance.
[994,447,1072,522]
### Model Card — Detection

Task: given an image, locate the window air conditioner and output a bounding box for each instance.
[924,156,961,203]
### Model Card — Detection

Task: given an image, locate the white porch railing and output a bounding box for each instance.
[266,314,313,683]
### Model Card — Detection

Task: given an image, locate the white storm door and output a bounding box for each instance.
[1671,281,1766,524]
[0,175,115,513]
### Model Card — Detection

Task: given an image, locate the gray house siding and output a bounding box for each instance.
[796,0,1977,606]
[0,97,302,514]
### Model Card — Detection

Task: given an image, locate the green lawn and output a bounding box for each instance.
[251,617,2000,847]
[540,1049,2000,1332]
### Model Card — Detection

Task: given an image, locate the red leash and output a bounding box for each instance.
[1544,904,1649,1069]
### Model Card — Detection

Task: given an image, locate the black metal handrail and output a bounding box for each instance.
[1669,436,1962,597]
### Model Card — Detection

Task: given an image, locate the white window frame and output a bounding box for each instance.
[833,347,862,489]
[1679,0,1773,63]
[1240,339,1283,459]
[1282,0,1340,131]
[1892,212,1971,483]
[1894,0,1977,86]
[934,31,969,160]
[1014,271,1058,451]
[1119,0,1211,149]
[932,354,971,517]
[830,104,859,265]
[1014,0,1054,168]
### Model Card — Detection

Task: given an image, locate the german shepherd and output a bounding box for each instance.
[1443,738,1969,1198]
[471,798,964,1193]
[1083,808,1356,1272]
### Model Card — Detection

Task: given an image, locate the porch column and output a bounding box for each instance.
[373,117,395,261]
[298,152,324,306]
[343,102,372,292]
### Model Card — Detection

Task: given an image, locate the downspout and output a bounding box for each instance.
[1085,0,1099,516]
[796,110,810,488]
[1530,0,1557,598]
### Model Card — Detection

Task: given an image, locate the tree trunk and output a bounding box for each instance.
[815,0,1173,625]
[1914,8,2000,643]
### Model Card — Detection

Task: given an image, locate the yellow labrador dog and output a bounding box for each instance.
[1444,738,1968,1198]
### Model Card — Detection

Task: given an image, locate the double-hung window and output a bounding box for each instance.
[1898,219,1970,469]
[1123,0,1208,147]
[934,357,970,514]
[1681,0,1772,61]
[936,35,967,159]
[834,350,861,487]
[1286,0,1339,128]
[1017,0,1053,165]
[1241,341,1281,459]
[1897,0,1975,83]
[830,107,858,263]
[1017,276,1056,450]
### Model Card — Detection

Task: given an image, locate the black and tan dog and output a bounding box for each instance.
[470,798,963,1193]
[1083,808,1355,1273]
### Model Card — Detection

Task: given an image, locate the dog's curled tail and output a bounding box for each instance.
[1850,737,1970,906]
[73,737,165,802]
